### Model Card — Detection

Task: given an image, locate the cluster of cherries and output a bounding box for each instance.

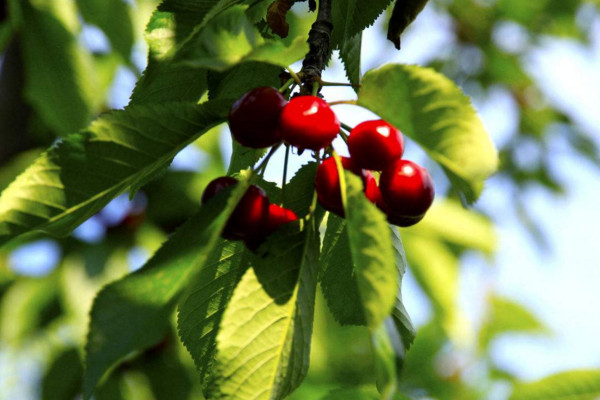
[202,86,434,247]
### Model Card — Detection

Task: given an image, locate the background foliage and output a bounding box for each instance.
[0,0,599,399]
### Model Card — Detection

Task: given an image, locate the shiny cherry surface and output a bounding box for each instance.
[315,157,366,216]
[280,96,340,151]
[228,87,287,149]
[379,160,434,226]
[348,120,404,171]
[266,204,298,232]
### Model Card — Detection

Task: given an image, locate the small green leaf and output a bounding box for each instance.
[76,0,134,61]
[41,348,83,400]
[84,178,252,399]
[206,220,321,400]
[358,64,498,204]
[339,33,362,92]
[371,318,405,398]
[509,370,600,400]
[479,296,549,349]
[0,101,230,245]
[331,0,392,50]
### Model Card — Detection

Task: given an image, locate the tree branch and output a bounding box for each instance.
[300,0,333,89]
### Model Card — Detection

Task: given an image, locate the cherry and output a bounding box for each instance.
[201,177,269,240]
[364,172,381,205]
[378,160,434,227]
[244,204,298,251]
[314,156,366,216]
[347,120,404,171]
[280,96,340,151]
[228,87,287,148]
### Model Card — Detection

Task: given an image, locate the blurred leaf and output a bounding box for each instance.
[0,148,43,192]
[76,0,135,62]
[41,348,83,400]
[358,64,498,204]
[404,199,496,254]
[15,0,98,133]
[390,228,416,350]
[371,318,405,398]
[177,241,248,386]
[320,387,379,400]
[509,370,600,400]
[479,296,549,349]
[84,178,253,399]
[331,0,392,49]
[206,219,321,400]
[0,276,59,344]
[401,232,462,339]
[0,100,230,245]
[339,33,361,91]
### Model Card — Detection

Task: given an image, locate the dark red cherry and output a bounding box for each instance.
[280,96,340,151]
[314,157,366,216]
[228,87,287,148]
[379,160,434,227]
[201,177,269,240]
[348,120,404,171]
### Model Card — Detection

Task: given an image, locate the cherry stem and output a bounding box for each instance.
[318,78,361,88]
[311,82,320,96]
[281,144,290,205]
[254,143,281,175]
[340,122,353,132]
[338,130,349,143]
[279,78,295,93]
[328,100,358,106]
[286,68,302,85]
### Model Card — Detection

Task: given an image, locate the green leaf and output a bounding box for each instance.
[342,169,398,329]
[208,61,282,100]
[0,276,59,344]
[320,387,379,400]
[371,318,405,398]
[283,162,318,217]
[206,219,321,400]
[76,0,134,61]
[331,0,392,49]
[83,173,253,399]
[177,240,249,386]
[390,228,416,350]
[509,370,600,400]
[339,33,362,92]
[41,348,83,400]
[15,0,97,133]
[404,199,496,254]
[479,296,549,349]
[0,100,230,245]
[358,64,498,204]
[387,0,429,49]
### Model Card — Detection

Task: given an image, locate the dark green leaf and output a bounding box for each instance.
[331,0,392,50]
[339,33,362,92]
[41,348,83,400]
[387,0,429,49]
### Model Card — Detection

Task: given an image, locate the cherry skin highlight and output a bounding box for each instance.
[378,160,434,227]
[348,120,404,171]
[280,96,340,151]
[201,177,270,240]
[314,157,366,217]
[245,204,298,251]
[228,87,287,149]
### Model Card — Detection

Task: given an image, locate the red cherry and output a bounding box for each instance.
[228,87,287,148]
[280,96,340,151]
[315,157,367,216]
[364,172,380,205]
[201,177,269,240]
[244,204,298,251]
[266,204,298,232]
[379,160,434,227]
[348,120,404,171]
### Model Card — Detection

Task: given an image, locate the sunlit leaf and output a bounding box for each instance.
[358,64,498,204]
[509,370,600,400]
